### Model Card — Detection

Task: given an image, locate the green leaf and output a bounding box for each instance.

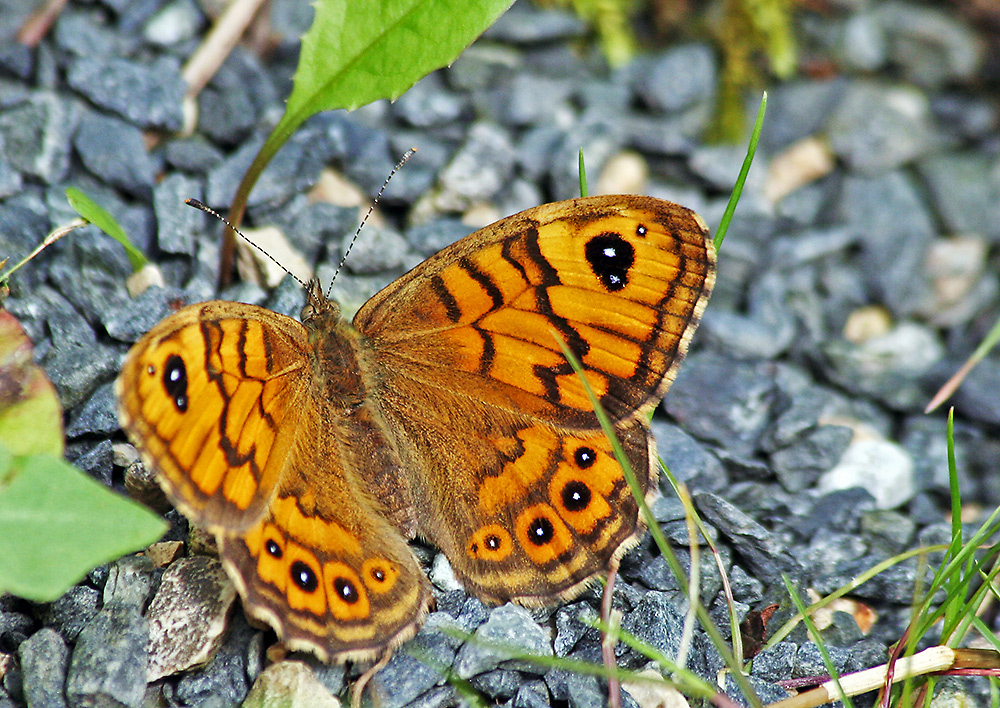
[222,0,515,285]
[237,0,515,213]
[0,309,63,458]
[0,450,167,602]
[288,0,514,126]
[66,187,149,272]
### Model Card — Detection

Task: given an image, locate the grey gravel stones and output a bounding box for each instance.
[18,628,69,708]
[66,56,185,131]
[65,602,148,708]
[4,0,1000,705]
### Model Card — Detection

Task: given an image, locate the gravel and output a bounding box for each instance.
[2,0,999,706]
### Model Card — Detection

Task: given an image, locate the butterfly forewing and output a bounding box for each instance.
[116,302,314,533]
[356,195,715,604]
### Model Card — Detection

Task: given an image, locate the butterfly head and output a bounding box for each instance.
[301,279,341,328]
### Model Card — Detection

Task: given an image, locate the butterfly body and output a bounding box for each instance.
[116,195,715,662]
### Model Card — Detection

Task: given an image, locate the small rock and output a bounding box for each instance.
[143,0,204,46]
[790,487,877,540]
[103,555,154,610]
[514,679,550,708]
[817,435,915,510]
[392,73,468,127]
[842,305,892,344]
[770,425,853,493]
[470,669,520,701]
[68,439,115,486]
[917,152,1000,242]
[367,615,459,708]
[826,82,934,174]
[146,556,237,682]
[484,3,586,43]
[694,493,798,578]
[544,668,605,708]
[836,172,936,318]
[761,79,847,152]
[553,602,598,658]
[153,173,205,256]
[66,383,119,438]
[196,49,274,146]
[873,1,984,89]
[860,510,916,555]
[651,420,727,492]
[43,586,100,642]
[665,353,777,457]
[164,137,225,173]
[18,628,68,708]
[764,136,836,205]
[953,358,1000,426]
[65,602,148,708]
[430,123,515,213]
[171,612,257,708]
[74,111,156,198]
[454,604,553,679]
[103,284,187,344]
[0,92,78,182]
[340,225,410,275]
[42,307,119,409]
[66,56,185,131]
[485,72,574,128]
[921,236,995,326]
[241,661,339,708]
[236,225,313,288]
[406,219,475,258]
[822,321,943,410]
[634,44,717,114]
[619,592,685,662]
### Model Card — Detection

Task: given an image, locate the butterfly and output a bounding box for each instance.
[115,194,716,662]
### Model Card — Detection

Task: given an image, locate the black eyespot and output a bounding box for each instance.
[636,224,647,237]
[527,517,555,546]
[574,446,597,469]
[485,534,502,551]
[562,481,592,512]
[162,354,188,412]
[265,540,282,558]
[290,561,318,593]
[584,233,635,292]
[370,567,386,582]
[335,577,360,604]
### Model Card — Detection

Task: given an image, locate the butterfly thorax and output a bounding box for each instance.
[301,285,368,407]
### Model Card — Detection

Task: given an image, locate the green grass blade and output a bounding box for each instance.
[713,91,766,251]
[66,188,148,272]
[579,149,588,198]
[783,576,855,708]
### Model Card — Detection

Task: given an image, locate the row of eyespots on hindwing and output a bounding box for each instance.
[467,439,631,579]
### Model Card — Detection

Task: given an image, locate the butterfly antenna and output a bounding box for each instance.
[326,147,416,297]
[186,199,308,290]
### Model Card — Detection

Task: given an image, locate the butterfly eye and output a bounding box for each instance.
[560,481,592,512]
[584,233,635,292]
[334,577,360,604]
[162,354,189,412]
[573,446,596,469]
[290,561,318,593]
